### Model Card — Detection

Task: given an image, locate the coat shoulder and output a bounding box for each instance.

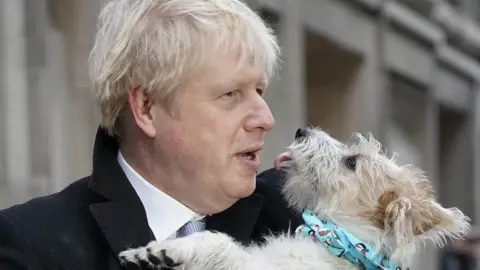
[256,168,289,196]
[252,168,302,240]
[0,177,102,225]
[0,177,108,268]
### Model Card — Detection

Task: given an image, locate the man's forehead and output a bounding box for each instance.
[195,61,267,88]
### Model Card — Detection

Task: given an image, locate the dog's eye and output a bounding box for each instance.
[345,155,357,170]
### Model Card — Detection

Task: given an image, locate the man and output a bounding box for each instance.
[0,0,301,269]
[440,236,480,270]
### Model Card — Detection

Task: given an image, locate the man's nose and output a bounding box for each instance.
[245,98,275,132]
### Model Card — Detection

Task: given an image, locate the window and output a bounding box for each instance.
[385,75,428,169]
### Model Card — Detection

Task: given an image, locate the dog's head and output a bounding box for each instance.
[277,127,470,263]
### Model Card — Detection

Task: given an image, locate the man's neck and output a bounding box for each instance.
[117,150,204,240]
[119,146,221,214]
[120,145,174,196]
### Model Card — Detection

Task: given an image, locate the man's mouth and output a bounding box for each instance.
[274,152,293,169]
[236,146,263,169]
[241,151,258,161]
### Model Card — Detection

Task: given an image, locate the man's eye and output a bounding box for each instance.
[221,90,239,98]
[256,88,265,96]
[224,91,235,97]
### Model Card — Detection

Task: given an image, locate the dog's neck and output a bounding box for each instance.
[313,208,414,267]
[298,209,407,270]
[323,212,383,248]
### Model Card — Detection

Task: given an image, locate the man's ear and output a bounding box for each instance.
[375,189,470,261]
[128,86,156,138]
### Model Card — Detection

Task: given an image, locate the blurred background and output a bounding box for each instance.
[1,0,480,269]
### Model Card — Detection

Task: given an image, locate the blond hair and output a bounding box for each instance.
[88,0,281,135]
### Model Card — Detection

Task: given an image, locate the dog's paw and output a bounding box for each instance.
[119,241,184,269]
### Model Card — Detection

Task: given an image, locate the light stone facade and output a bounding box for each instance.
[2,0,480,268]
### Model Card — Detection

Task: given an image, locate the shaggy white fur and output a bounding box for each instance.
[119,127,471,270]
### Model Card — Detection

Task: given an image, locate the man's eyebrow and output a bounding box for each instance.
[257,79,268,88]
[237,76,268,87]
[205,73,267,90]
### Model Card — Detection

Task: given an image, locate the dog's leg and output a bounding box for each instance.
[119,231,270,270]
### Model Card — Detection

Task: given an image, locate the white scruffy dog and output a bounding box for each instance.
[119,127,470,270]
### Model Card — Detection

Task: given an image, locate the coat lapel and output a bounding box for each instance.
[88,128,155,257]
[89,201,155,255]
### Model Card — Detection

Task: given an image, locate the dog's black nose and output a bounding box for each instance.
[295,127,309,140]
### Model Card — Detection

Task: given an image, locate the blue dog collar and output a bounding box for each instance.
[296,210,405,270]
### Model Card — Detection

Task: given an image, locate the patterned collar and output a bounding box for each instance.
[295,210,405,270]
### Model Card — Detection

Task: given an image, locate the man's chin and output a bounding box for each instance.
[232,178,257,199]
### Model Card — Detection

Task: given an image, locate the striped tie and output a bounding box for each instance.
[177,219,206,237]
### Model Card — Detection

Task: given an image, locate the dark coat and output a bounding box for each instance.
[0,127,302,269]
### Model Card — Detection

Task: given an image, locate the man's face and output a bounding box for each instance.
[151,54,275,214]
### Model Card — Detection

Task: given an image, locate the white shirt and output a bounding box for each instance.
[117,151,204,241]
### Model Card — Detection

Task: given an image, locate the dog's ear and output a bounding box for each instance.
[375,189,470,261]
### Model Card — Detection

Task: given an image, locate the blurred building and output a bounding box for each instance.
[1,0,480,269]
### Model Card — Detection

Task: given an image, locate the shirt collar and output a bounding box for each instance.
[117,151,203,241]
